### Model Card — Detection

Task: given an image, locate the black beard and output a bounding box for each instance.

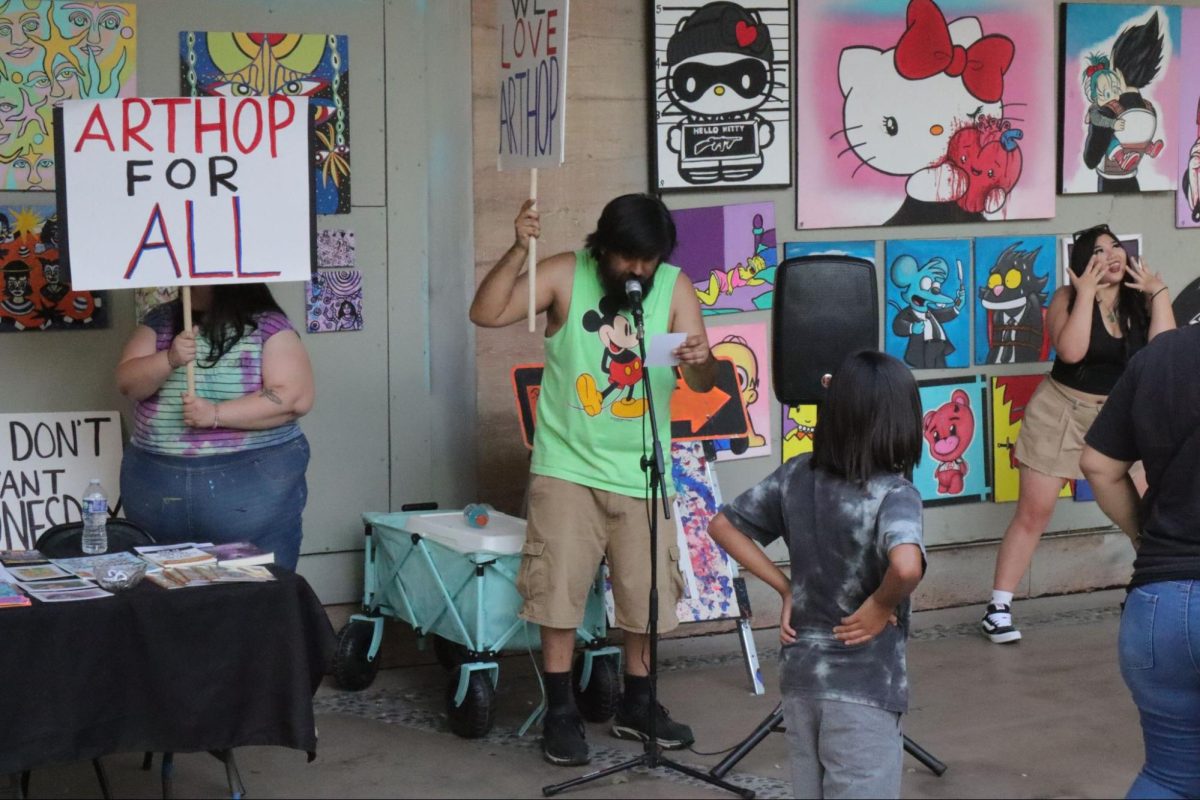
[599,260,656,309]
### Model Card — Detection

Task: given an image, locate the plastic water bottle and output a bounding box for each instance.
[463,503,492,528]
[81,479,109,555]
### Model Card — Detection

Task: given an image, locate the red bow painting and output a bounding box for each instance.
[894,0,1014,103]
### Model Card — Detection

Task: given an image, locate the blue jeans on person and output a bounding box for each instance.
[120,435,310,570]
[1119,580,1200,799]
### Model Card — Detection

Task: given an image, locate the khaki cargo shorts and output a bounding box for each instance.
[518,474,685,634]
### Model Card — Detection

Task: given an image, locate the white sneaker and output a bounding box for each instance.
[980,603,1022,644]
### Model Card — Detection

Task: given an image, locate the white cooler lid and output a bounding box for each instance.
[403,510,527,555]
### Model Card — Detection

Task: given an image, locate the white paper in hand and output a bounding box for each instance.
[645,332,687,367]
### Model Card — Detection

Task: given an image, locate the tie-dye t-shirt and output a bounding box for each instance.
[132,303,302,457]
[723,453,925,713]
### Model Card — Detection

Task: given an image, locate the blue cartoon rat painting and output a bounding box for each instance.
[886,240,970,369]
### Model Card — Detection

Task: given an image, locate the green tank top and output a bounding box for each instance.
[531,250,679,498]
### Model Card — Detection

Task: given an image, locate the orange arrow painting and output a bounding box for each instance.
[669,356,748,439]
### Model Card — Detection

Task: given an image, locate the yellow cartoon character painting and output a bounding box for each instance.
[782,404,818,463]
[709,334,766,449]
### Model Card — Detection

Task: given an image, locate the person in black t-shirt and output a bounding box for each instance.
[1081,323,1200,799]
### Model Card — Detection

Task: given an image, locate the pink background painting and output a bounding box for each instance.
[1176,8,1200,227]
[1061,4,1180,195]
[795,0,1056,230]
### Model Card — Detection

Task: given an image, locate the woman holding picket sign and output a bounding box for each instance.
[115,283,315,570]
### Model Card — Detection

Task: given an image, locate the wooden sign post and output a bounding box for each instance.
[497,0,569,332]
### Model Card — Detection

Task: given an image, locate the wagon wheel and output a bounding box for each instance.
[573,653,620,723]
[432,635,471,671]
[333,618,381,691]
[445,671,496,739]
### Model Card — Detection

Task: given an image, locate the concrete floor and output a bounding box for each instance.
[14,589,1143,799]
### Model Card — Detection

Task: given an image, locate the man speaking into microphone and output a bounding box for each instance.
[470,193,715,766]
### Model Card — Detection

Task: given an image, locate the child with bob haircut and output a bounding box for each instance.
[709,350,927,799]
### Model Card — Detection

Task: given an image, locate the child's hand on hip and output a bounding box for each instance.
[833,596,898,647]
[779,592,797,645]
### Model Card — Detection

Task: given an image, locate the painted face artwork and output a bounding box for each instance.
[182,31,351,214]
[0,1,136,192]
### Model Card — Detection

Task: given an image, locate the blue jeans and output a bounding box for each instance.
[120,435,310,570]
[1119,580,1200,799]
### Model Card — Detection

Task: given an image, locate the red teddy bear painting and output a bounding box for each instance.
[915,376,991,506]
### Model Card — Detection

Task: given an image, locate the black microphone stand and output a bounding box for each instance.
[543,300,753,799]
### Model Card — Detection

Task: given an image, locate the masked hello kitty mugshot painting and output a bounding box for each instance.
[794,0,1055,230]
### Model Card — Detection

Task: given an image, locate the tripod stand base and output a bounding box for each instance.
[709,703,947,780]
[543,751,755,799]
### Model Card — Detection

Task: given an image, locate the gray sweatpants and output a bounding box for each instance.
[781,694,903,799]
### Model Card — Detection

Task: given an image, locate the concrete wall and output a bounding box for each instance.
[0,0,478,605]
[472,0,1198,611]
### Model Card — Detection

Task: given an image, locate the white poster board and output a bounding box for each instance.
[497,0,568,170]
[56,96,315,291]
[0,412,123,551]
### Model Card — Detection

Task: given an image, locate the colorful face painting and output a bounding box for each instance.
[884,238,970,370]
[973,235,1056,366]
[1176,9,1200,226]
[669,201,777,315]
[794,0,1054,230]
[991,374,1072,503]
[306,268,362,333]
[651,0,791,190]
[0,2,136,191]
[181,31,350,214]
[1059,233,1141,288]
[781,404,817,463]
[915,376,990,506]
[701,321,771,462]
[0,205,106,331]
[670,441,740,623]
[316,228,355,269]
[1061,4,1180,195]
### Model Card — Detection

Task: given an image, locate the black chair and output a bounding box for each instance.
[18,519,156,799]
[34,519,156,558]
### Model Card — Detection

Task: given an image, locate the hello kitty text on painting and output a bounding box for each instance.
[795,0,1055,230]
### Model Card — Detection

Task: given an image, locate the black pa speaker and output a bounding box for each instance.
[772,255,878,405]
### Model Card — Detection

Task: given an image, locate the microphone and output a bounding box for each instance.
[625,279,645,339]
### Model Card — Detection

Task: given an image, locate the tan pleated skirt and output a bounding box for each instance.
[1014,377,1106,480]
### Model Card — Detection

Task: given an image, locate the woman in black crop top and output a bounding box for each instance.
[980,225,1176,644]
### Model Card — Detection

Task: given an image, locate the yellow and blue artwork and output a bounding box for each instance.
[885,238,971,370]
[0,1,137,191]
[181,31,350,214]
[973,235,1056,365]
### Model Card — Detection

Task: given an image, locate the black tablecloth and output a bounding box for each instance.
[0,568,335,774]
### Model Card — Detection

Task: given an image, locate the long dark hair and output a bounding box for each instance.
[812,350,923,484]
[167,284,286,366]
[1068,226,1149,351]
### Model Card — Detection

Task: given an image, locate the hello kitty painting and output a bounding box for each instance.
[795,0,1055,230]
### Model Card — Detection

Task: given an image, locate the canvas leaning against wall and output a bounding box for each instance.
[0,1,137,192]
[651,0,791,190]
[669,201,777,316]
[974,235,1056,366]
[181,31,351,215]
[1060,4,1180,195]
[794,0,1055,230]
